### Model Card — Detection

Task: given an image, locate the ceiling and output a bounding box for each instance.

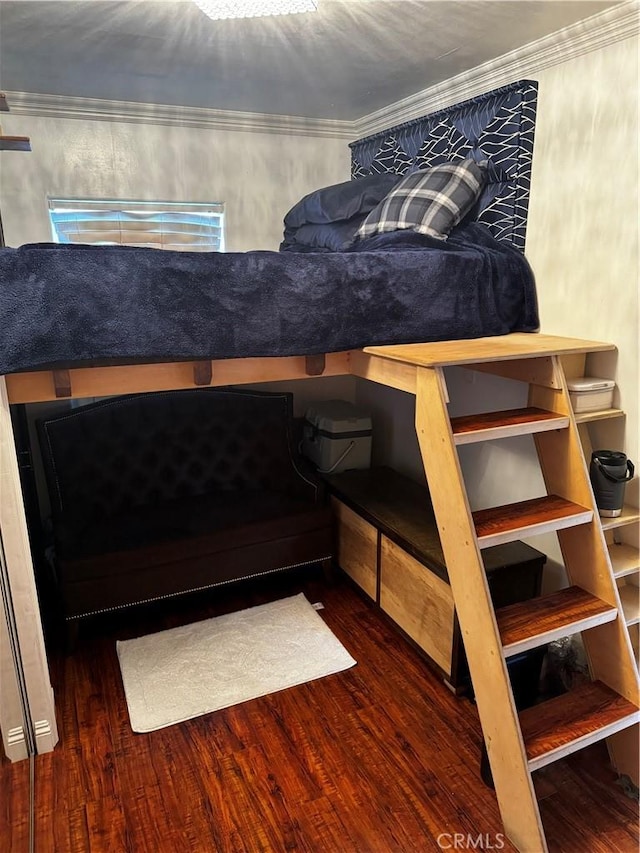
[0,0,620,120]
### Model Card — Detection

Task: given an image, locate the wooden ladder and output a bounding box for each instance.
[414,354,639,852]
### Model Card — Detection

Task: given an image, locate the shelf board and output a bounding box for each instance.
[609,542,640,579]
[600,505,640,531]
[573,408,624,424]
[0,135,31,151]
[619,584,640,626]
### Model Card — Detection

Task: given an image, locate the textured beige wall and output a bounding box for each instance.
[528,36,638,484]
[457,35,639,515]
[0,115,350,251]
[359,34,639,512]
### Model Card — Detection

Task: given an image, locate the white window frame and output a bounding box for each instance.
[47,198,225,252]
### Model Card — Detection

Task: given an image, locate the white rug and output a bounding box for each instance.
[116,593,356,733]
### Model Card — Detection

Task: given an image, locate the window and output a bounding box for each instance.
[47,199,225,252]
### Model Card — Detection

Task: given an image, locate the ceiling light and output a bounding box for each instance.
[194,0,318,21]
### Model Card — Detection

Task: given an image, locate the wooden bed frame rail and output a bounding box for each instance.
[5,352,350,404]
[3,333,617,405]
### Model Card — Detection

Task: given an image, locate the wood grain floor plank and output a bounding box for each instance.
[5,571,637,852]
[540,763,639,853]
[144,734,226,852]
[229,743,316,852]
[35,805,90,853]
[296,795,366,853]
[1,817,28,853]
[118,787,194,853]
[0,754,30,853]
[84,796,130,852]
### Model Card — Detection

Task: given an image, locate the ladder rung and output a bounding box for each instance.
[520,680,640,771]
[497,586,618,657]
[451,407,569,445]
[473,495,593,548]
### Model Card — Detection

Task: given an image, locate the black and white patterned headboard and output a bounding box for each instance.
[350,80,538,251]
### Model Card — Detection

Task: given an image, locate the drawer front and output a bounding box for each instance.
[332,498,378,600]
[380,535,454,675]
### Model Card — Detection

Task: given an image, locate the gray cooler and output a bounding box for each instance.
[302,400,372,473]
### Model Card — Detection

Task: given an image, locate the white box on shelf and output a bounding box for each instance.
[567,377,615,412]
[302,400,372,473]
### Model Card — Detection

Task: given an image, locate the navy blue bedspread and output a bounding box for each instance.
[0,223,538,374]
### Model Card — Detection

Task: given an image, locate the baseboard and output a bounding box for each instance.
[4,718,56,762]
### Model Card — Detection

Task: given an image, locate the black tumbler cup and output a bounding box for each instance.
[589,450,635,517]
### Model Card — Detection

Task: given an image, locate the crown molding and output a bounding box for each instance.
[353,0,639,139]
[2,90,355,139]
[4,1,637,141]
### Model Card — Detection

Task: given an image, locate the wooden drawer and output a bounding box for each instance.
[327,469,546,690]
[332,498,377,600]
[380,535,454,675]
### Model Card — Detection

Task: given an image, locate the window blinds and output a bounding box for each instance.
[48,199,225,252]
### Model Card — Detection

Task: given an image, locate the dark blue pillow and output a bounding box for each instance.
[283,173,402,228]
[280,217,364,253]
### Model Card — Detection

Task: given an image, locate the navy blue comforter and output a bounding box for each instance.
[0,223,538,374]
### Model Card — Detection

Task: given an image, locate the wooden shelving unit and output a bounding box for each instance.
[563,356,640,664]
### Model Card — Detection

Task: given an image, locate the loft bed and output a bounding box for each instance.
[0,80,582,406]
[0,80,593,407]
[0,80,541,386]
[1,80,637,853]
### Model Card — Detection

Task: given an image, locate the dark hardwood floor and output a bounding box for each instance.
[2,569,638,852]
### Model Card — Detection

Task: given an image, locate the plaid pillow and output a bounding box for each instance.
[355,159,486,242]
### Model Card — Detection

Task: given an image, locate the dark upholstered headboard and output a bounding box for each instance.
[36,388,317,534]
[350,80,538,252]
